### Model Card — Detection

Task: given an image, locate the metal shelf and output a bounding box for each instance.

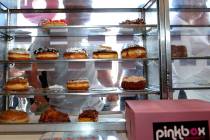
[1,88,159,97]
[170,25,210,36]
[0,122,125,133]
[171,25,210,27]
[170,8,210,12]
[173,87,210,90]
[0,112,126,133]
[8,8,147,13]
[0,0,156,12]
[0,25,157,37]
[0,7,158,13]
[173,83,210,90]
[172,56,210,60]
[0,25,157,29]
[0,58,159,64]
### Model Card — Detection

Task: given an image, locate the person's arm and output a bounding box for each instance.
[97,70,119,102]
[26,64,48,112]
[26,64,41,88]
[97,70,114,87]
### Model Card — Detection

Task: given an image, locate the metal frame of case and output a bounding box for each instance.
[0,0,170,133]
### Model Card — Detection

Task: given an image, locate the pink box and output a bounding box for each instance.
[126,99,210,140]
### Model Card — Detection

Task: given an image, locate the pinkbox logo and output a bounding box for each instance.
[153,121,209,140]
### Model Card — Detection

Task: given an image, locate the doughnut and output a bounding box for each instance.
[78,109,98,122]
[8,48,30,60]
[121,45,147,58]
[34,48,59,60]
[40,19,67,27]
[4,77,29,91]
[120,18,145,25]
[63,48,88,59]
[66,80,89,90]
[0,110,29,123]
[121,76,146,90]
[93,46,118,59]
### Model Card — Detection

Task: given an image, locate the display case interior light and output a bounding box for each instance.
[80,125,94,134]
[32,0,46,9]
[107,136,118,140]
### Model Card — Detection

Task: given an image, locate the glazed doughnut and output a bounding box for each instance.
[8,48,31,60]
[93,45,118,59]
[120,18,145,25]
[121,45,147,58]
[121,76,146,90]
[93,50,118,59]
[4,77,29,91]
[34,48,59,60]
[0,110,29,123]
[66,80,89,90]
[40,19,67,27]
[63,48,88,59]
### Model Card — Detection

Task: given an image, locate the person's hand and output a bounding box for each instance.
[34,96,48,104]
[26,63,41,88]
[9,66,25,77]
[97,70,114,87]
[30,95,48,112]
[106,94,119,102]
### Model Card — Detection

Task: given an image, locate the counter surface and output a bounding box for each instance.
[0,133,127,140]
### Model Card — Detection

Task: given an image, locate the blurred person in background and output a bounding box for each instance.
[27,0,119,114]
[171,0,210,101]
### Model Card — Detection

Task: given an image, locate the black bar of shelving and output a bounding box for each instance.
[172,56,210,60]
[9,8,144,13]
[171,25,210,28]
[0,88,159,96]
[0,25,209,29]
[0,2,8,11]
[173,87,210,90]
[170,8,210,12]
[0,58,159,64]
[5,7,210,14]
[0,24,157,29]
[6,8,210,13]
[0,32,13,41]
[143,0,156,10]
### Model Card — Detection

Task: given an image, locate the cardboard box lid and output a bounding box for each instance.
[126,99,210,113]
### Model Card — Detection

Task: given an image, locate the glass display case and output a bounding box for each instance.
[0,0,168,135]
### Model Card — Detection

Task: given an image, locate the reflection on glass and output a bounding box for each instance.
[169,0,209,8]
